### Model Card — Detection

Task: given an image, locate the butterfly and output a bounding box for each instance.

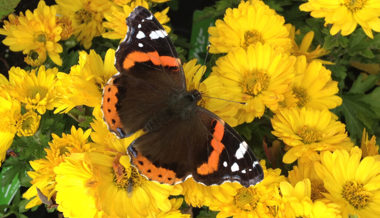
[102,6,263,187]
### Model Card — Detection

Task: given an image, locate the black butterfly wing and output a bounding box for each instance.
[102,6,185,138]
[128,107,263,187]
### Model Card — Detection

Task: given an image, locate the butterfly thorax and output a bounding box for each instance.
[143,89,201,132]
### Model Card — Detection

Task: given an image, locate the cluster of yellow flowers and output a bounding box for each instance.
[1,0,380,217]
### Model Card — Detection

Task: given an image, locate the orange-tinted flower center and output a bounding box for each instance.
[113,156,142,192]
[341,181,370,209]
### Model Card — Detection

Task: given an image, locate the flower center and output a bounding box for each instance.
[310,180,327,201]
[234,188,259,212]
[341,181,371,209]
[296,126,321,144]
[113,156,143,192]
[244,30,264,48]
[36,33,46,43]
[75,9,92,24]
[344,0,366,12]
[29,86,48,100]
[243,71,270,96]
[292,86,309,107]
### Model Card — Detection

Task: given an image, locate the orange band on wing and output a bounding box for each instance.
[122,51,179,70]
[196,120,225,175]
[102,81,123,133]
[133,151,181,184]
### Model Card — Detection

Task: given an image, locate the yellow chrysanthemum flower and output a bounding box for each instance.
[205,160,286,218]
[15,110,41,137]
[287,152,328,202]
[54,153,102,218]
[300,0,380,38]
[56,0,111,49]
[23,126,93,209]
[286,24,331,64]
[361,128,379,157]
[208,0,292,54]
[8,66,61,114]
[102,1,170,40]
[55,49,117,113]
[280,179,342,217]
[212,43,296,126]
[0,1,63,65]
[0,94,20,166]
[276,56,342,111]
[315,147,380,217]
[271,107,353,163]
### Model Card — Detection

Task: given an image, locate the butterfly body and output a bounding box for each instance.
[102,6,264,187]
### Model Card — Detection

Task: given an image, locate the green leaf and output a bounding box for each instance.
[197,209,218,218]
[349,74,379,94]
[338,94,379,142]
[0,0,20,19]
[361,87,380,118]
[358,49,375,59]
[0,167,20,206]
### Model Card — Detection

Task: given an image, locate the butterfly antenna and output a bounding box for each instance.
[202,95,246,105]
[203,44,210,66]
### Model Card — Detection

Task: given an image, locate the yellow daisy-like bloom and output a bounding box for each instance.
[208,0,292,54]
[8,66,61,114]
[280,179,342,217]
[300,0,380,38]
[55,49,117,113]
[361,128,379,157]
[315,147,380,217]
[287,152,328,202]
[56,15,74,40]
[0,1,63,65]
[56,0,111,49]
[286,24,331,64]
[55,153,186,218]
[102,1,170,40]
[54,153,101,218]
[277,56,342,111]
[0,94,20,166]
[23,126,93,209]
[212,43,296,126]
[205,160,286,218]
[271,107,353,163]
[15,110,41,137]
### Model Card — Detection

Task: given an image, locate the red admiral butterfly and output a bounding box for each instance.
[102,6,263,187]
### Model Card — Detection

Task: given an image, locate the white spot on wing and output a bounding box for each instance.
[223,161,227,167]
[149,30,167,40]
[136,31,145,39]
[252,161,259,168]
[235,141,248,159]
[242,169,246,174]
[138,24,142,28]
[146,15,153,20]
[138,43,143,47]
[231,163,239,172]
